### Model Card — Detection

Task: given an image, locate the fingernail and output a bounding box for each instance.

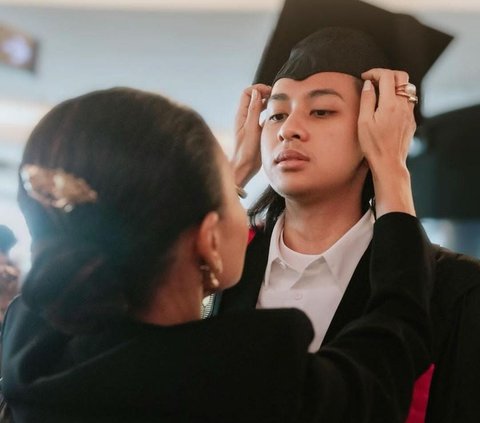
[363,80,372,91]
[252,89,258,101]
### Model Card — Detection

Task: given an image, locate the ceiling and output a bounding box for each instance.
[0,0,479,12]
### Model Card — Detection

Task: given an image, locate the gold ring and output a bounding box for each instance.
[235,185,247,199]
[396,91,419,104]
[396,82,416,96]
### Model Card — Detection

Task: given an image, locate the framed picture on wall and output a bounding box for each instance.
[0,23,38,72]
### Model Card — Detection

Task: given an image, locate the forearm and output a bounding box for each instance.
[371,163,415,217]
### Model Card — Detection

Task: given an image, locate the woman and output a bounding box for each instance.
[0,87,432,422]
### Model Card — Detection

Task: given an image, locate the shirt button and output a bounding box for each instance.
[278,260,287,270]
[294,292,303,300]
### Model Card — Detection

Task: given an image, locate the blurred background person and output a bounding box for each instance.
[0,225,20,328]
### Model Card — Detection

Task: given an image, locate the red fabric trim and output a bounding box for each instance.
[405,364,435,423]
[248,228,256,244]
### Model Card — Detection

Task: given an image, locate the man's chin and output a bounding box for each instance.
[271,183,316,200]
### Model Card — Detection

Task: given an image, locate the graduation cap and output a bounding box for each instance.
[254,0,453,122]
[408,104,480,219]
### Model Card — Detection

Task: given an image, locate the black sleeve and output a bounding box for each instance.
[298,212,434,423]
[452,285,480,422]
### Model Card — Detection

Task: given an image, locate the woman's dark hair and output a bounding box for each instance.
[18,88,223,333]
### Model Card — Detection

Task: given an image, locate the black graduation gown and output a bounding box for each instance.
[216,216,480,423]
[1,213,432,423]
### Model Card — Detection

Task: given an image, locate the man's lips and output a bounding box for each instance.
[274,149,310,164]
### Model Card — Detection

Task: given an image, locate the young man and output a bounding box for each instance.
[215,27,480,423]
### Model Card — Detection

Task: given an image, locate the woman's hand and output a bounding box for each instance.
[358,68,417,217]
[231,84,271,187]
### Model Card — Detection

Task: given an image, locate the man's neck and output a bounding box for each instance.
[283,194,364,255]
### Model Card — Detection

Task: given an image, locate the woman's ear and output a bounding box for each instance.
[196,211,223,273]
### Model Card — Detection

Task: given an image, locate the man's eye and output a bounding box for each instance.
[268,113,287,122]
[311,110,333,117]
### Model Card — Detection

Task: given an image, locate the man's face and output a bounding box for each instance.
[261,72,368,203]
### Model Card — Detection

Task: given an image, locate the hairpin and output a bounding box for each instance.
[20,164,98,212]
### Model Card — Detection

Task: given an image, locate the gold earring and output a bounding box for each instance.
[199,264,220,291]
[214,258,223,276]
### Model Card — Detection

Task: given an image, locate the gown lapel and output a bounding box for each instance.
[215,228,272,314]
[321,244,372,347]
[216,229,373,351]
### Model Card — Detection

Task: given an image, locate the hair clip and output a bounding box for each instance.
[20,164,98,212]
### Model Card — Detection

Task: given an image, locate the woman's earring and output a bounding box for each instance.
[214,257,223,276]
[199,264,220,291]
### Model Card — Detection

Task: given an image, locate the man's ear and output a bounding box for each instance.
[196,211,222,271]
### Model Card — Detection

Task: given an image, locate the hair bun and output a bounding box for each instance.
[22,237,128,333]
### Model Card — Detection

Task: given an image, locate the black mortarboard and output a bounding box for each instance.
[254,0,453,121]
[273,27,389,83]
[408,104,480,219]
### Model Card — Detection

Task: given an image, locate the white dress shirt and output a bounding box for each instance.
[257,210,374,352]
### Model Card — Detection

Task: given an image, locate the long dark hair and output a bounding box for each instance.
[18,88,223,333]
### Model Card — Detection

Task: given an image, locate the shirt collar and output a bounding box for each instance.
[263,214,285,288]
[264,210,374,290]
[322,210,374,290]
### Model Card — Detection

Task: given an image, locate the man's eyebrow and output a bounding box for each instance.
[267,89,344,104]
[308,89,344,101]
[268,93,289,103]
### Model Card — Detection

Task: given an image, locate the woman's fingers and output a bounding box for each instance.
[361,68,412,113]
[244,88,264,129]
[362,68,396,110]
[358,79,378,125]
[235,84,271,133]
[231,84,271,187]
[358,68,417,164]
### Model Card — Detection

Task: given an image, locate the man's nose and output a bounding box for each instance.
[278,114,308,143]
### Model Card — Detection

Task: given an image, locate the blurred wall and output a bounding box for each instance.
[0,4,479,267]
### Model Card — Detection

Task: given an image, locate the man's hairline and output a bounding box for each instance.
[267,75,363,105]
